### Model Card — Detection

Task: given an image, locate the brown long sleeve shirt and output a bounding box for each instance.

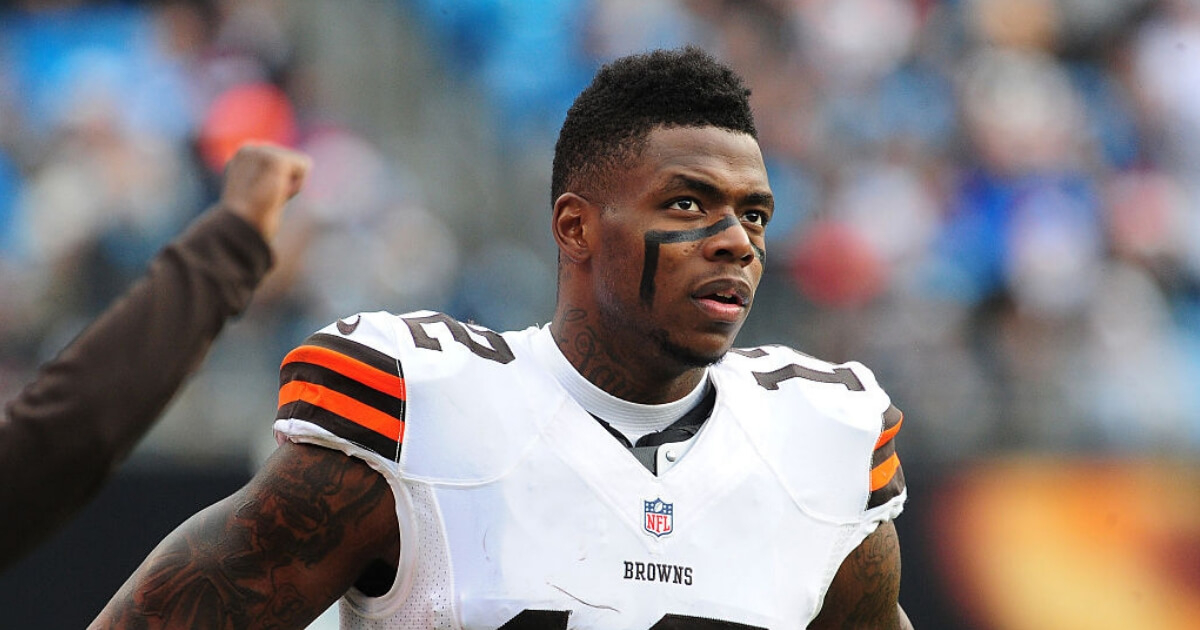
[0,208,273,568]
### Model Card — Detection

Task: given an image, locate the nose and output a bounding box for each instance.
[703,213,758,265]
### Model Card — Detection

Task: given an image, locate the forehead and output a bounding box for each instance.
[629,126,770,194]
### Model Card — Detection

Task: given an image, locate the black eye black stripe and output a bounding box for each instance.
[645,215,738,245]
[640,215,765,304]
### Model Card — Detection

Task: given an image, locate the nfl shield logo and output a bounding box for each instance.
[643,498,674,537]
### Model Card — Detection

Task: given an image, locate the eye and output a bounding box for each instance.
[668,198,701,212]
[743,209,770,227]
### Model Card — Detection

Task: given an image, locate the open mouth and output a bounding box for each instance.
[704,291,744,306]
[694,281,749,306]
[692,278,752,319]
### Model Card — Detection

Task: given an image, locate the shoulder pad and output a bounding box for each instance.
[276,310,408,462]
[722,345,889,430]
[716,345,904,520]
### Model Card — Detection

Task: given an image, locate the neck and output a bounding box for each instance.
[549,305,706,405]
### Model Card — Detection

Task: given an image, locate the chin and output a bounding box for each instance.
[652,329,731,368]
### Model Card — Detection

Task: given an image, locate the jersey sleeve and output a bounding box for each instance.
[838,359,907,524]
[868,404,905,511]
[274,313,407,463]
[723,345,907,525]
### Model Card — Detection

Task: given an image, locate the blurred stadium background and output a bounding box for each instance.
[0,0,1198,628]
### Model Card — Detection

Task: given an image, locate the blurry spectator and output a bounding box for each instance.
[1,0,1198,473]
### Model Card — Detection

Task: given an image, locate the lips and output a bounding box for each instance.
[692,278,752,321]
[694,278,751,305]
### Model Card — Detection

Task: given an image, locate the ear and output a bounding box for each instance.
[552,192,595,263]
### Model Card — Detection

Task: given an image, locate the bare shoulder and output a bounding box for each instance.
[808,520,913,630]
[90,441,399,629]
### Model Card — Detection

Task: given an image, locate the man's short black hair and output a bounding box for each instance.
[551,46,757,204]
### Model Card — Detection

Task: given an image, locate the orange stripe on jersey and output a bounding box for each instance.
[281,345,406,400]
[875,410,903,449]
[870,452,901,492]
[278,381,405,443]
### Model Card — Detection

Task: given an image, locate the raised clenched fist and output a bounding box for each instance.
[219,143,312,242]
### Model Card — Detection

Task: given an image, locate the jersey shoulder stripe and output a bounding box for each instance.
[291,332,405,394]
[276,331,406,461]
[868,404,905,509]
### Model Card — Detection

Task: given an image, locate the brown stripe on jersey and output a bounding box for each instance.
[277,398,401,461]
[876,404,903,448]
[868,404,906,509]
[303,332,400,375]
[279,362,404,421]
[277,380,402,440]
[276,333,406,461]
[868,458,905,509]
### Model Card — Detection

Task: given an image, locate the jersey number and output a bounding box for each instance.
[752,363,863,391]
[498,609,765,629]
[402,313,515,364]
[730,348,864,391]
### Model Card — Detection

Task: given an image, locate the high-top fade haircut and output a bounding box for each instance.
[551,46,757,205]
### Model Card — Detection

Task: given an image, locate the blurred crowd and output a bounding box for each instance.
[1,0,1198,465]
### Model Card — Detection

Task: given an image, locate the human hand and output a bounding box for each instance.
[219,143,312,242]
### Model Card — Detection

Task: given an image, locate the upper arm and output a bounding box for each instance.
[808,520,913,630]
[90,441,400,629]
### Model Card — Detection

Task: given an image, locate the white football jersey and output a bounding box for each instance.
[273,310,907,630]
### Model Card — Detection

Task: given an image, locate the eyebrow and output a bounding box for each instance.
[662,174,774,210]
[744,191,775,211]
[663,174,720,198]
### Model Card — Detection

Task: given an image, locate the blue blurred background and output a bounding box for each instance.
[0,0,1197,628]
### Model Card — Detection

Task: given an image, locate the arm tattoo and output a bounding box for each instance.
[95,444,394,629]
[810,521,911,630]
[840,522,903,628]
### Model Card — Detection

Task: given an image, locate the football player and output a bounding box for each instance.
[93,47,910,629]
